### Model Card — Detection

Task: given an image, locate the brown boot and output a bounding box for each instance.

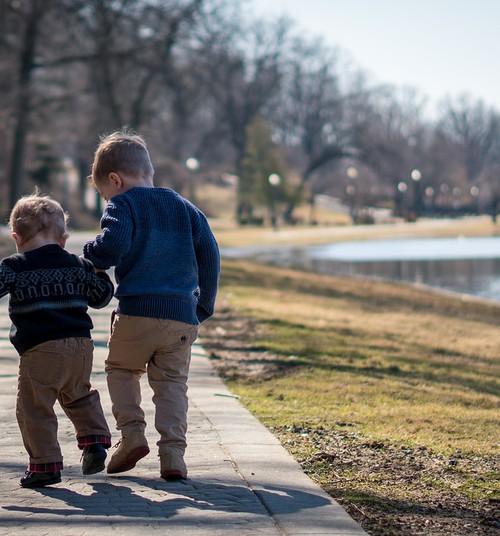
[107,431,150,474]
[160,449,187,481]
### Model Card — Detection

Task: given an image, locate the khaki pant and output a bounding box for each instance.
[105,314,198,453]
[17,338,111,467]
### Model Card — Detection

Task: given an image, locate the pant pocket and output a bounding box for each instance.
[161,325,198,353]
[21,347,63,386]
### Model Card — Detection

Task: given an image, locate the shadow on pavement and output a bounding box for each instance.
[2,477,330,521]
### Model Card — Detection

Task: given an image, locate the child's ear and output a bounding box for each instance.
[11,232,22,246]
[109,172,123,189]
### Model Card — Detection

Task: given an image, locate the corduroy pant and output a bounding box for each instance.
[16,337,111,471]
[105,314,198,454]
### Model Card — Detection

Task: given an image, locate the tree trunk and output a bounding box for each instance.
[8,0,44,212]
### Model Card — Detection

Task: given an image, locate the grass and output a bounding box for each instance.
[210,259,499,456]
[200,258,500,534]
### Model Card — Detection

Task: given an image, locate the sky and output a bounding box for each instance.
[248,0,500,117]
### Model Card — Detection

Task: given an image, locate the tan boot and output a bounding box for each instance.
[160,449,187,481]
[107,431,150,474]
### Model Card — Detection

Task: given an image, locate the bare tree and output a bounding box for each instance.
[68,0,205,131]
[355,86,428,217]
[149,0,241,163]
[271,38,365,220]
[194,16,289,218]
[437,94,500,183]
[3,0,58,214]
[0,0,246,218]
[433,95,500,220]
[1,0,98,216]
[482,126,500,222]
[69,0,235,202]
[202,18,288,162]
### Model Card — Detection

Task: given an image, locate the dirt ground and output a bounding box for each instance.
[199,308,500,536]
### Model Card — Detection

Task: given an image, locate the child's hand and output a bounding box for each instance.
[80,254,106,273]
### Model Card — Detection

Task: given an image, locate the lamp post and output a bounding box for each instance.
[346,166,358,222]
[268,173,281,230]
[439,182,449,210]
[396,181,408,218]
[452,187,462,212]
[424,186,435,216]
[185,157,200,203]
[410,168,422,218]
[470,186,480,214]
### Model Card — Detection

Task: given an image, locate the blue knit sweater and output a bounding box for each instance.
[83,187,220,324]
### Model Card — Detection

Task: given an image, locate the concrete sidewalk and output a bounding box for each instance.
[0,243,367,535]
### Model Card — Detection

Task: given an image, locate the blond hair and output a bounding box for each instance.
[91,129,154,186]
[9,194,69,243]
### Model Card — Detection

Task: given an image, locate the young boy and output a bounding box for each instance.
[83,130,220,481]
[0,194,114,488]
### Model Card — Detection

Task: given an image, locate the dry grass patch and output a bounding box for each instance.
[200,259,500,535]
[211,215,500,248]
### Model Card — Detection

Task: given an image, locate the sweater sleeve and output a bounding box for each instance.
[0,262,16,299]
[192,210,220,323]
[84,261,115,309]
[83,199,133,270]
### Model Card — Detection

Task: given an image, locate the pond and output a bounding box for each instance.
[222,236,500,302]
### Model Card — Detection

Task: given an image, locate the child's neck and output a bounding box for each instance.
[16,235,65,254]
[122,176,155,191]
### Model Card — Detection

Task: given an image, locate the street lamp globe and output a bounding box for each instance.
[346,166,358,180]
[410,169,422,182]
[185,157,200,172]
[268,173,281,186]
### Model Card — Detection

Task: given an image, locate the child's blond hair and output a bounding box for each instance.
[9,193,69,243]
[91,129,154,186]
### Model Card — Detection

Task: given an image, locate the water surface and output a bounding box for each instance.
[223,236,500,302]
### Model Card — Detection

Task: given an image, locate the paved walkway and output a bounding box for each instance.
[0,236,367,535]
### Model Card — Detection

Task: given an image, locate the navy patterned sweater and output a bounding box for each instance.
[83,187,220,324]
[0,244,114,355]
